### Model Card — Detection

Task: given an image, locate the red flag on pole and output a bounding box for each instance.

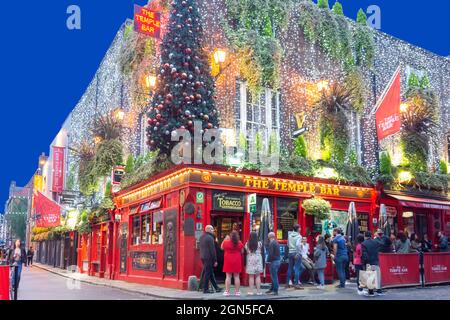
[374,67,402,142]
[34,191,61,228]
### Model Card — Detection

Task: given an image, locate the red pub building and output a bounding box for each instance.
[108,165,376,289]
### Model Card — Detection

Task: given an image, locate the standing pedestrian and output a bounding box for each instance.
[8,240,26,289]
[26,246,34,267]
[285,224,302,289]
[437,231,449,252]
[245,231,264,296]
[354,234,365,295]
[332,228,348,288]
[361,231,383,297]
[221,231,244,297]
[199,225,221,294]
[313,236,329,290]
[266,232,281,296]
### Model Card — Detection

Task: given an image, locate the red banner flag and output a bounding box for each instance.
[34,191,61,228]
[375,68,402,142]
[51,146,65,193]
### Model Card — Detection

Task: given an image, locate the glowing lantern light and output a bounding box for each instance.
[398,171,413,183]
[213,49,227,65]
[317,80,330,92]
[145,74,157,88]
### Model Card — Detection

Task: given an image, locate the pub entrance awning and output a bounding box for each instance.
[386,194,450,211]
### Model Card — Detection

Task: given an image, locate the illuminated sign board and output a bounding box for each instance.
[134,5,161,38]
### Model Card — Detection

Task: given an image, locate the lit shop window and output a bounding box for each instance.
[141,214,151,244]
[235,81,280,148]
[132,215,141,245]
[276,198,299,240]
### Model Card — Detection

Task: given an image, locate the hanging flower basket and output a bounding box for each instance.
[302,197,331,220]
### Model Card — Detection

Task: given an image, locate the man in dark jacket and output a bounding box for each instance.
[375,229,392,253]
[266,232,281,295]
[437,231,449,252]
[199,225,221,293]
[361,231,384,296]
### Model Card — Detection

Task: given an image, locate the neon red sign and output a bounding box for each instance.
[134,5,161,38]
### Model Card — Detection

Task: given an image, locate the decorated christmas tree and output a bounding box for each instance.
[147,0,219,155]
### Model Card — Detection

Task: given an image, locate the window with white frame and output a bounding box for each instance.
[235,81,280,149]
[140,113,149,156]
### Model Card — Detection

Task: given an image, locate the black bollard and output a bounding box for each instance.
[419,251,425,288]
[13,265,18,300]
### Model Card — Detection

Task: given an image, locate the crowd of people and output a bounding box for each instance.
[199,224,450,297]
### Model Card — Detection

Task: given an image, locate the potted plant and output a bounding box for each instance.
[302,197,331,220]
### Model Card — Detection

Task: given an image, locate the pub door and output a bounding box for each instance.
[416,214,428,239]
[210,213,244,282]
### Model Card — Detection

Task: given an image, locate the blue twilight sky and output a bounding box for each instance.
[0,0,449,209]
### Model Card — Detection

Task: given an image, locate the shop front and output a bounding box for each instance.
[87,219,114,279]
[381,191,450,244]
[113,165,376,290]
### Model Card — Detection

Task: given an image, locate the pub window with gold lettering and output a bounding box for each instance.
[276,198,299,240]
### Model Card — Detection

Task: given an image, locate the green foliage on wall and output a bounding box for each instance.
[408,72,421,88]
[317,0,329,9]
[294,135,308,158]
[401,85,439,174]
[439,160,448,175]
[224,0,293,94]
[298,1,374,70]
[92,139,124,178]
[120,151,172,190]
[66,163,76,191]
[77,211,92,235]
[332,1,344,15]
[125,154,135,174]
[357,9,367,25]
[414,172,448,192]
[79,159,98,196]
[378,151,395,184]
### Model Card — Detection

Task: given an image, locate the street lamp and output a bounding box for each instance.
[317,80,330,92]
[400,103,409,113]
[145,74,157,89]
[213,49,227,65]
[114,108,125,121]
[212,49,230,79]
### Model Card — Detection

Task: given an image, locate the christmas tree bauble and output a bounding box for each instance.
[185,48,192,55]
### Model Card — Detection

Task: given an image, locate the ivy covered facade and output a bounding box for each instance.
[29,0,450,275]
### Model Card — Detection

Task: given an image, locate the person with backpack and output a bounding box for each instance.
[313,235,329,290]
[245,231,264,296]
[285,224,303,290]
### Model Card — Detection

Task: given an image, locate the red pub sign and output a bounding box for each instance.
[379,253,421,288]
[134,5,161,38]
[51,146,65,193]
